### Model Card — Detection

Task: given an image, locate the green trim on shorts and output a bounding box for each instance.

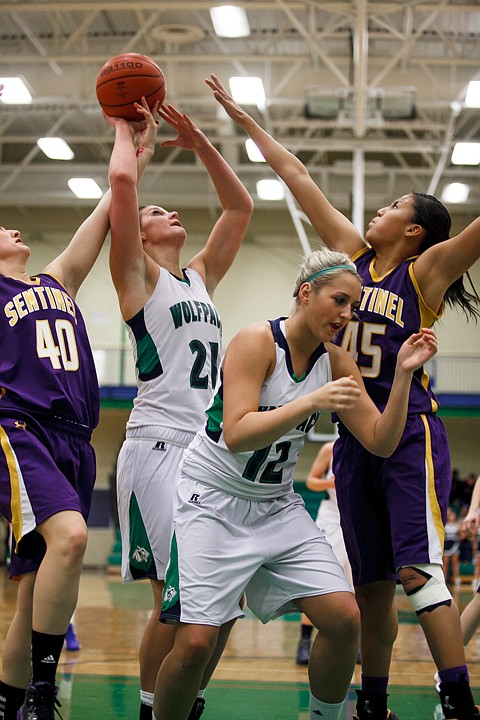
[162,532,180,612]
[128,492,154,571]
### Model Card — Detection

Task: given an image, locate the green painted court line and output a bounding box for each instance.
[59,673,480,719]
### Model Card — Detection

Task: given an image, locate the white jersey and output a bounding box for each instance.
[181,317,332,500]
[443,520,460,557]
[126,266,222,433]
[315,464,353,588]
[316,464,338,527]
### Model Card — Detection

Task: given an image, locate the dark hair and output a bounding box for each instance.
[411,192,480,322]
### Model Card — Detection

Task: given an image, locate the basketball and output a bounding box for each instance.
[96,53,166,120]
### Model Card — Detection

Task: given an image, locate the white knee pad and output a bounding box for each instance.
[402,564,452,615]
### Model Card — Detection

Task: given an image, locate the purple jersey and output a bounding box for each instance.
[0,273,99,430]
[334,246,440,413]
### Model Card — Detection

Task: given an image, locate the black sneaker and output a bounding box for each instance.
[439,674,480,719]
[22,682,62,720]
[354,689,400,720]
[295,637,311,666]
[187,697,205,720]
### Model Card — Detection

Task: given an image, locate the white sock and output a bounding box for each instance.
[197,689,206,699]
[140,690,154,707]
[310,693,345,720]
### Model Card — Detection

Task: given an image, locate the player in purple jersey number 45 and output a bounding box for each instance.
[206,73,480,720]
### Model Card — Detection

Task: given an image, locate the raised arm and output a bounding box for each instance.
[413,216,480,312]
[157,103,253,296]
[44,190,112,299]
[306,442,335,492]
[46,101,158,300]
[106,100,160,319]
[332,328,438,457]
[206,74,364,256]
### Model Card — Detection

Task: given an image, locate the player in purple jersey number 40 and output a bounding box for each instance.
[0,84,159,720]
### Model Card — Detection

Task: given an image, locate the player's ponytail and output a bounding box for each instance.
[412,192,480,321]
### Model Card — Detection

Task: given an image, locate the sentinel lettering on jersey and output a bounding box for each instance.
[4,286,77,327]
[359,286,404,327]
[259,405,319,434]
[169,300,221,330]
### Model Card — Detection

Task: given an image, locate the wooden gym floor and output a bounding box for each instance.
[1,568,479,719]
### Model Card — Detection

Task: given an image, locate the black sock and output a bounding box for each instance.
[31,630,65,687]
[0,681,26,719]
[301,624,313,641]
[139,702,153,720]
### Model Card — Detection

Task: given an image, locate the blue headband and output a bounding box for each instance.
[304,264,356,283]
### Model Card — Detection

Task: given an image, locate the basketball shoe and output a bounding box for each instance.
[187,697,205,719]
[22,681,62,720]
[295,637,311,666]
[354,689,399,720]
[64,623,81,652]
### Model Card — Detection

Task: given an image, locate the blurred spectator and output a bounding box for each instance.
[443,507,462,587]
[449,468,464,512]
[464,473,478,508]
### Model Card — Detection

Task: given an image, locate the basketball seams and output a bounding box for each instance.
[96,52,166,119]
[99,86,166,110]
[96,76,165,91]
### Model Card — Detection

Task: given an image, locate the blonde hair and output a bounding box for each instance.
[290,249,360,314]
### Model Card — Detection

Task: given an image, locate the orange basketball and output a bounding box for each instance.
[96,53,166,120]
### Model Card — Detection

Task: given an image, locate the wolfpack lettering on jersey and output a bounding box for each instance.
[126,267,222,433]
[334,247,439,414]
[181,318,328,500]
[0,273,99,429]
[169,299,221,329]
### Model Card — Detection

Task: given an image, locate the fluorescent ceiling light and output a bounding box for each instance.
[441,182,470,204]
[245,139,265,162]
[210,6,250,38]
[37,137,74,160]
[229,76,266,111]
[68,178,103,199]
[451,142,480,166]
[0,77,32,104]
[465,80,480,108]
[256,179,285,201]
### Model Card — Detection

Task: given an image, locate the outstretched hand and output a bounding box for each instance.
[205,73,249,125]
[134,97,159,154]
[101,96,155,137]
[397,328,438,373]
[158,104,205,151]
[462,509,480,540]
